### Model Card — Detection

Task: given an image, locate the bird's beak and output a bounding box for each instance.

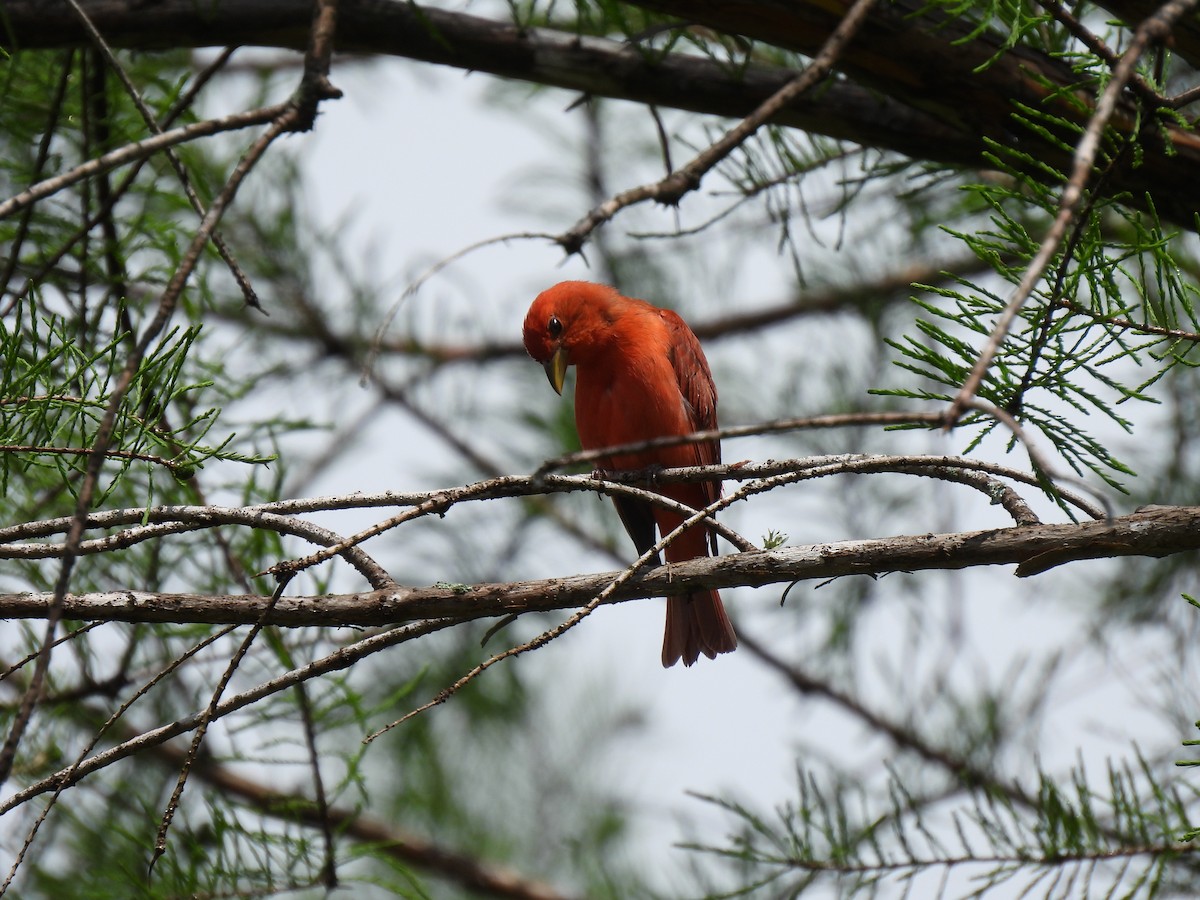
[543,346,568,395]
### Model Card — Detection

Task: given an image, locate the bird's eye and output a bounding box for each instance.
[547,315,563,337]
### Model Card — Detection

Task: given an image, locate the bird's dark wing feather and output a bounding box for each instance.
[613,495,661,565]
[661,308,721,553]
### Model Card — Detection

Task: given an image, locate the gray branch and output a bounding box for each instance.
[4,505,1197,626]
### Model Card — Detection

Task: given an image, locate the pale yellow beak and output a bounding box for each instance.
[543,345,568,395]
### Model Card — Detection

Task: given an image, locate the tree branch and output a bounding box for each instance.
[0,103,290,222]
[0,1,958,155]
[7,1,1200,223]
[3,505,1197,626]
[0,452,1108,573]
[556,0,879,254]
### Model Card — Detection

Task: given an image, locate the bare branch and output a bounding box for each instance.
[0,452,1108,574]
[556,0,880,254]
[533,412,949,475]
[5,453,1101,531]
[0,617,459,814]
[4,505,1197,628]
[1054,297,1200,343]
[0,103,290,222]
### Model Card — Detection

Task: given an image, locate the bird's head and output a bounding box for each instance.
[522,281,620,394]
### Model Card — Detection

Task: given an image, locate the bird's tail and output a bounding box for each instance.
[662,589,738,667]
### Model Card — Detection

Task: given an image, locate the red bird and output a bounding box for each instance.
[523,281,737,667]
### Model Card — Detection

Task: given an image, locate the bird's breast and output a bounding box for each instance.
[574,354,695,470]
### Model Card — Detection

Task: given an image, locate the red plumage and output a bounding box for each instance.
[523,281,737,667]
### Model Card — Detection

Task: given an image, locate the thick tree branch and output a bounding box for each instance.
[631,0,1200,226]
[5,1,1200,223]
[3,505,1197,626]
[0,0,958,154]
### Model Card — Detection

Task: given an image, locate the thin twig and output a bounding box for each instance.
[270,438,1093,584]
[0,443,193,475]
[0,452,1107,565]
[363,230,558,382]
[626,146,867,241]
[264,466,752,582]
[1170,83,1200,108]
[960,398,1113,518]
[0,103,290,222]
[63,0,262,310]
[0,622,103,683]
[292,650,338,889]
[149,580,285,875]
[1054,297,1200,343]
[555,0,880,254]
[1,617,459,813]
[534,410,948,474]
[0,498,391,584]
[0,625,237,895]
[363,467,748,742]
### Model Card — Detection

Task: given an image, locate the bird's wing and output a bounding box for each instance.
[660,309,722,541]
[660,309,719,460]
